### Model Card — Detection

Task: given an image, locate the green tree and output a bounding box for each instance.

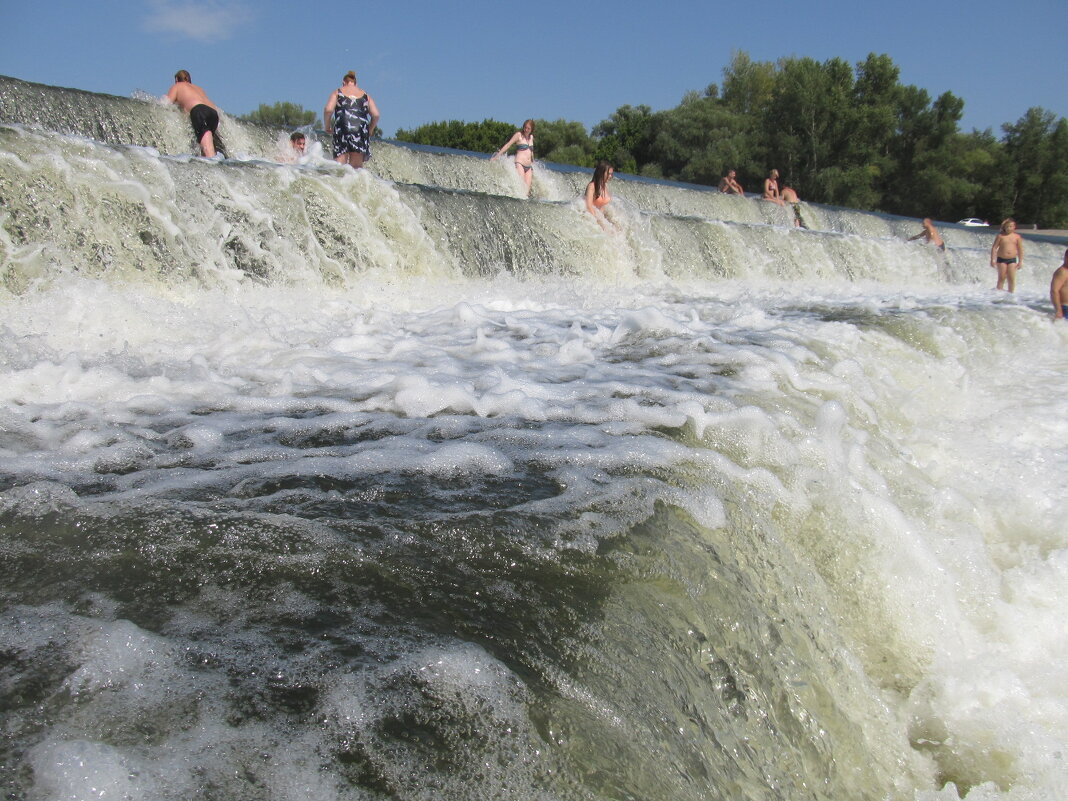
[882,88,965,218]
[1002,108,1068,227]
[240,101,316,127]
[763,56,869,206]
[649,92,756,185]
[393,119,516,153]
[851,53,901,192]
[392,117,596,167]
[531,119,596,167]
[954,129,1010,223]
[722,51,776,117]
[591,104,657,174]
[1043,120,1068,227]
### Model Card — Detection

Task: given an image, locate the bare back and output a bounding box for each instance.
[1056,269,1068,297]
[924,222,943,248]
[1052,264,1068,316]
[166,82,217,113]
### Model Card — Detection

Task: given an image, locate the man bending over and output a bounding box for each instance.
[166,70,220,157]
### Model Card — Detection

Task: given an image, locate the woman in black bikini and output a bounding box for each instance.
[491,119,535,195]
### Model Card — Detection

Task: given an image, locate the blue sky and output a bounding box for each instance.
[1,0,1065,138]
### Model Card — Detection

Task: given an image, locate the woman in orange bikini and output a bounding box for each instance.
[584,161,614,230]
[491,119,535,195]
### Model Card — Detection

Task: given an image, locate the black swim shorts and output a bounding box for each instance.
[189,103,219,141]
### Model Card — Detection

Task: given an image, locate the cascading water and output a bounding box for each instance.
[1,74,1066,801]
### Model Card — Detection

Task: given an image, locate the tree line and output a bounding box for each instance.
[391,52,1068,228]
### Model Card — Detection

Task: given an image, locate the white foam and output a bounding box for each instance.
[3,269,1068,800]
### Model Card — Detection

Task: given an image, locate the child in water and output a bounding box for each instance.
[908,218,945,251]
[990,218,1024,292]
[584,161,615,232]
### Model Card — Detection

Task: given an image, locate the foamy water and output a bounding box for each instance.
[2,75,1068,801]
[3,273,1067,801]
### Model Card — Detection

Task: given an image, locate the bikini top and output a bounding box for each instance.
[592,194,610,209]
[515,143,532,150]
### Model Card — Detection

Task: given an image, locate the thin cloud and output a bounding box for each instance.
[143,1,252,43]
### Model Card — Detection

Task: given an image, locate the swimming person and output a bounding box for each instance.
[324,70,379,169]
[763,169,785,206]
[908,218,945,251]
[719,169,744,195]
[1050,249,1068,319]
[990,218,1024,292]
[584,161,614,231]
[491,119,536,195]
[165,70,220,158]
[278,131,307,164]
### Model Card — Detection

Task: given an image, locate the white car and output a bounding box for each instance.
[958,218,989,227]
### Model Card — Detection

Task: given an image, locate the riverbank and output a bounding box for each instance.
[1022,229,1068,244]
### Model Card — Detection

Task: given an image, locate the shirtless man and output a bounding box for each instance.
[1050,249,1068,319]
[166,70,220,157]
[719,169,744,195]
[990,218,1024,292]
[780,182,805,228]
[908,218,945,251]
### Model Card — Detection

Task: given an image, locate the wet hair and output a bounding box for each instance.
[592,161,613,199]
[1000,218,1016,233]
[174,70,191,83]
[342,71,357,84]
[522,119,535,133]
[290,131,306,142]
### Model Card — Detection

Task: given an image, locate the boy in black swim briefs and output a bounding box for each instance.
[990,218,1024,292]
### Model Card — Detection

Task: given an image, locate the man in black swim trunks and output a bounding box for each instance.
[166,70,220,157]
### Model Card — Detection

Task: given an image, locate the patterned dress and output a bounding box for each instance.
[331,92,372,159]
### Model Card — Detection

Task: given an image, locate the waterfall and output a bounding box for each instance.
[2,74,1067,801]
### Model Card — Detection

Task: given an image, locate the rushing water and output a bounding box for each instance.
[1,75,1067,801]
